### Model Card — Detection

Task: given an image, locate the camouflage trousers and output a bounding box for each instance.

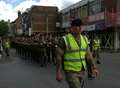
[93,49,100,60]
[65,71,85,88]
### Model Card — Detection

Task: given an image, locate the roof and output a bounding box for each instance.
[61,0,95,14]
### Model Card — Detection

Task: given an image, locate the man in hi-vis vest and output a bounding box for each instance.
[93,36,101,64]
[56,19,99,88]
[4,38,10,56]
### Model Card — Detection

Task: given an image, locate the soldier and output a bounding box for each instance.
[0,37,3,57]
[3,37,10,56]
[51,34,58,65]
[56,19,99,88]
[45,33,51,64]
[39,33,47,67]
[93,35,101,64]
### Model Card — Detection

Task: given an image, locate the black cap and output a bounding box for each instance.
[71,19,82,27]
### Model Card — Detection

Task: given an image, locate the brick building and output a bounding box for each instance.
[13,6,59,36]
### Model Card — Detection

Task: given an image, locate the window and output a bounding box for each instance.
[89,0,103,15]
[101,0,105,11]
[70,9,75,18]
[89,1,96,15]
[75,8,79,18]
[79,5,88,18]
[63,12,70,22]
[82,5,88,17]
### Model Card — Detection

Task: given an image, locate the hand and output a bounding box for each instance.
[56,68,63,82]
[92,68,99,78]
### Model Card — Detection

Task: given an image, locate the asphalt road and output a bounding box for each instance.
[86,52,120,88]
[0,49,120,88]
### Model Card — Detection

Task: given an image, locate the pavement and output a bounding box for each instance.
[0,49,120,88]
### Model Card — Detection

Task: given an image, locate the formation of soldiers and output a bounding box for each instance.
[12,32,65,67]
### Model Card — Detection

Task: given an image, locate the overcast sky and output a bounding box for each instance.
[0,0,81,22]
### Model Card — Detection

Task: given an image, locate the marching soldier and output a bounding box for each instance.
[3,38,10,56]
[93,36,101,64]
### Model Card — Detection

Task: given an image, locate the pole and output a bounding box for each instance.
[113,8,118,52]
[46,15,48,37]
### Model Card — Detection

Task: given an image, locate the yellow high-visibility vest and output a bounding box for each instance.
[5,41,10,48]
[63,33,88,72]
[93,39,100,50]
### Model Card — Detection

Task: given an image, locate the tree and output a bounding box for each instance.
[0,20,8,36]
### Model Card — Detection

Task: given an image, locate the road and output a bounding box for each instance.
[0,49,120,88]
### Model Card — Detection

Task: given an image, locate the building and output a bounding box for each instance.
[13,15,23,35]
[13,6,59,36]
[61,0,120,51]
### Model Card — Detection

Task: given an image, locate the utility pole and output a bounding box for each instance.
[113,8,118,52]
[46,15,48,38]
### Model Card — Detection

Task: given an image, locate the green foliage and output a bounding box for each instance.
[0,20,8,36]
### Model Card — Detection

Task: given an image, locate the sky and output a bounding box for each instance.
[0,0,81,22]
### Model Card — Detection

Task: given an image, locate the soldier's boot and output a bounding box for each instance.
[88,73,95,80]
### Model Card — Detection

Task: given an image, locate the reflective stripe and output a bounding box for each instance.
[66,35,71,50]
[65,48,87,53]
[64,58,85,62]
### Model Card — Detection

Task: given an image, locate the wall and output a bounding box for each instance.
[30,6,58,33]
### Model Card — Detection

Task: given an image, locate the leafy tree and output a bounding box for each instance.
[0,20,8,36]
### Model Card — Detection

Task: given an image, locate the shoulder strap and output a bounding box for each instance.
[82,35,89,49]
[63,34,72,50]
[66,35,72,50]
[82,35,88,45]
